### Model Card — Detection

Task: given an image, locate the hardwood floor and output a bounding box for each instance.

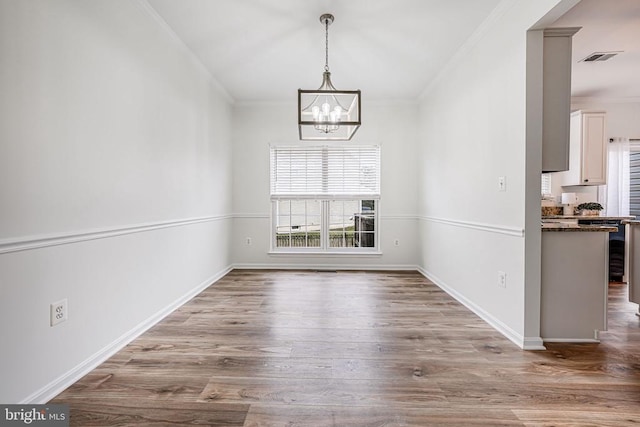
[51,270,640,426]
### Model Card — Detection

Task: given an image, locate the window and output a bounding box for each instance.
[603,138,640,216]
[541,174,552,196]
[270,145,380,251]
[629,149,640,216]
[275,200,321,248]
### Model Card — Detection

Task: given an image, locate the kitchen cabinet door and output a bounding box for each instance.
[560,110,607,186]
[581,112,607,185]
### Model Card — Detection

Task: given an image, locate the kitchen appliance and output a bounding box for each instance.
[578,218,625,281]
[561,192,577,215]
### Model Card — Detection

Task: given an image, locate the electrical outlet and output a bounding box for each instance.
[246,237,252,245]
[394,239,400,246]
[50,299,68,326]
[498,176,506,192]
[498,271,507,288]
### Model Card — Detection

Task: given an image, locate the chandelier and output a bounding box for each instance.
[298,14,361,141]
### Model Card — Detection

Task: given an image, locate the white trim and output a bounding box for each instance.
[417,267,538,350]
[522,337,546,351]
[233,214,418,221]
[21,266,233,404]
[234,99,419,108]
[135,0,234,104]
[232,263,417,271]
[380,214,419,221]
[233,213,270,219]
[235,100,297,108]
[0,215,232,255]
[268,251,383,257]
[419,216,525,237]
[231,263,545,350]
[542,338,600,343]
[0,212,416,255]
[361,99,420,108]
[419,0,518,99]
[572,96,640,104]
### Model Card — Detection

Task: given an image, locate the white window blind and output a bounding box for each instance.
[270,145,380,199]
[541,174,552,195]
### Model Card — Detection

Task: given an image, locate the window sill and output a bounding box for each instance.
[268,250,383,257]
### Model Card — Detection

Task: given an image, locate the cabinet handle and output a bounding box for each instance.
[584,179,589,182]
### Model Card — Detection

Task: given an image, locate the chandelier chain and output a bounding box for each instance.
[324,17,329,72]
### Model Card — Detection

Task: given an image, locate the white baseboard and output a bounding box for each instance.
[23,266,232,404]
[232,263,419,271]
[25,263,546,403]
[233,264,545,350]
[522,337,547,350]
[417,267,545,350]
[542,338,600,343]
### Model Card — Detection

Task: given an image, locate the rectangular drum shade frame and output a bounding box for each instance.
[298,89,361,141]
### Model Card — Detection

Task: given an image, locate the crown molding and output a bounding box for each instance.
[572,96,640,105]
[234,98,419,109]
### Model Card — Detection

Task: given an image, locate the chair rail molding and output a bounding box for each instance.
[419,216,525,237]
[0,215,232,255]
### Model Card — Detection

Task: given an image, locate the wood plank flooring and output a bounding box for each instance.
[51,270,640,426]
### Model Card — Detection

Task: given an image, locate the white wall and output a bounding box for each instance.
[417,0,572,349]
[230,102,419,269]
[0,0,233,403]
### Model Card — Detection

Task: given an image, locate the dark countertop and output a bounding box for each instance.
[542,216,635,220]
[542,223,618,232]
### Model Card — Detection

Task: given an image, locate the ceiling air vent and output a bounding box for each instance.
[579,51,621,62]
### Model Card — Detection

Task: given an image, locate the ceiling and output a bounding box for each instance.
[146,0,502,102]
[146,0,640,103]
[551,0,640,99]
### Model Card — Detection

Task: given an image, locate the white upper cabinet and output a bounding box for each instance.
[561,110,607,186]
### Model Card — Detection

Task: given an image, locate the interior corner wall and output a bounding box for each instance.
[0,0,233,403]
[230,102,419,269]
[417,0,565,348]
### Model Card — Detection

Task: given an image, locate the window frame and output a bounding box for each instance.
[541,174,552,196]
[629,145,640,217]
[270,198,379,253]
[269,144,380,254]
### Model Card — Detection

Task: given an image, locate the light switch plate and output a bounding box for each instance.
[498,271,507,288]
[498,176,506,192]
